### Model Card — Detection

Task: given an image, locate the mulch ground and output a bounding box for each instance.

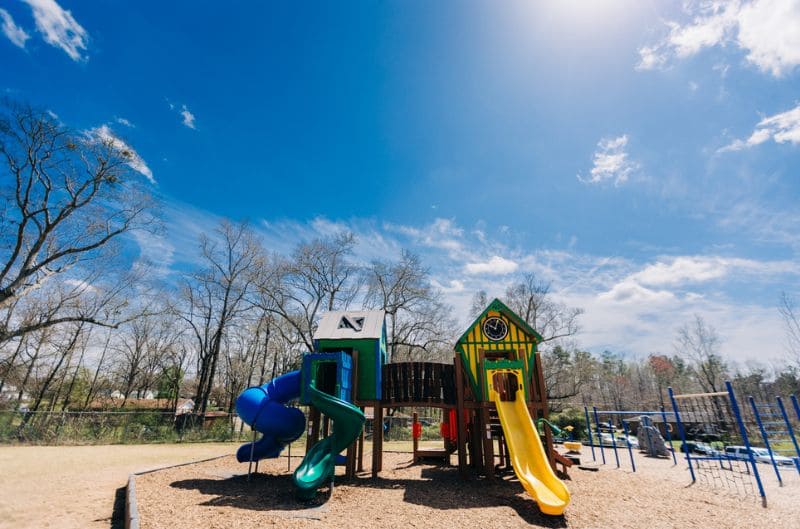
[135,446,800,529]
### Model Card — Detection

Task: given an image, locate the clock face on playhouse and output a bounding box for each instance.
[482,317,508,341]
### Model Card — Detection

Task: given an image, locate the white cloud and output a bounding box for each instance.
[720,103,800,152]
[385,218,466,256]
[23,0,88,61]
[637,0,800,77]
[578,134,639,185]
[0,8,31,48]
[115,117,134,128]
[180,105,196,129]
[464,256,519,275]
[86,125,155,184]
[632,256,729,286]
[597,279,676,305]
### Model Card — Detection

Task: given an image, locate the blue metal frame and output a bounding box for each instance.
[584,406,596,462]
[748,396,782,486]
[622,420,636,472]
[660,406,678,465]
[593,406,606,465]
[727,382,766,505]
[776,396,800,475]
[668,387,696,482]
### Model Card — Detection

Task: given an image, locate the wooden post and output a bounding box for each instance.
[533,352,556,470]
[454,353,468,478]
[481,405,494,479]
[357,410,365,473]
[306,407,321,454]
[412,411,419,462]
[372,404,383,477]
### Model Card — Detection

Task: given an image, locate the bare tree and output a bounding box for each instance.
[469,290,489,319]
[179,221,262,415]
[258,232,359,352]
[0,100,154,344]
[364,250,454,362]
[675,314,727,393]
[504,273,583,350]
[780,292,800,366]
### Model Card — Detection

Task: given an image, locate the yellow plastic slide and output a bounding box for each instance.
[491,383,571,515]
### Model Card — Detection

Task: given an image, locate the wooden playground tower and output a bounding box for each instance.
[302,298,558,480]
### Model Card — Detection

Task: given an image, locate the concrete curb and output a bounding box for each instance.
[125,455,229,529]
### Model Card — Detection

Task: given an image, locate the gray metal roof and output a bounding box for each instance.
[313,310,385,340]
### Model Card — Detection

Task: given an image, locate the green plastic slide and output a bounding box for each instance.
[293,385,365,500]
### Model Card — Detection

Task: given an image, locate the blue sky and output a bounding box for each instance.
[3,0,800,366]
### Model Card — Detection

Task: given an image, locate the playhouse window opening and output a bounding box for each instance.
[316,362,338,396]
[492,372,519,402]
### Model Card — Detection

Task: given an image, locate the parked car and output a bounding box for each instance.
[596,421,615,432]
[616,435,639,449]
[681,441,718,456]
[724,446,795,466]
[596,433,615,446]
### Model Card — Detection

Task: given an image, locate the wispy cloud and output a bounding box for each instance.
[578,134,639,186]
[181,105,195,129]
[86,125,155,184]
[180,105,196,129]
[165,99,197,129]
[464,256,519,276]
[719,103,800,152]
[115,117,134,128]
[23,0,88,61]
[637,0,800,77]
[136,202,800,363]
[0,8,31,49]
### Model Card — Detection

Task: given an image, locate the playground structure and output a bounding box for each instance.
[235,299,571,516]
[586,382,800,506]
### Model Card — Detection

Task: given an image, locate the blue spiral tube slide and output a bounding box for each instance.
[235,370,306,463]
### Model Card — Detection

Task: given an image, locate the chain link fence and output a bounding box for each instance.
[0,410,250,445]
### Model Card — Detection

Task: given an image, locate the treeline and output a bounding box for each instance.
[541,314,800,415]
[0,101,456,419]
[1,100,799,426]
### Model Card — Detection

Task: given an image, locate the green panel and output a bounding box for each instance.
[483,359,527,401]
[317,338,379,401]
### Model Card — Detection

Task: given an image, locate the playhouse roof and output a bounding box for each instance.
[456,298,543,346]
[314,309,386,341]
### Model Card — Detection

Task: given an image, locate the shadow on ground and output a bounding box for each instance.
[170,465,566,527]
[108,486,126,529]
[171,473,331,516]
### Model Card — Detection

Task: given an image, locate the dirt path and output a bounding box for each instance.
[0,443,238,529]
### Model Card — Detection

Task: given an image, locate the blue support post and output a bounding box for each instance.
[728,382,766,506]
[593,406,606,465]
[776,396,800,475]
[749,396,782,486]
[584,406,596,462]
[668,387,695,483]
[609,420,621,469]
[660,406,677,465]
[792,395,800,422]
[622,420,636,472]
